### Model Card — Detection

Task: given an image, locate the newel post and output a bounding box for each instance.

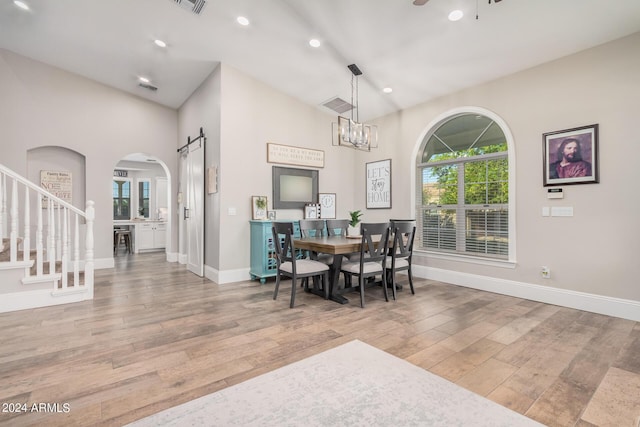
[84,200,95,296]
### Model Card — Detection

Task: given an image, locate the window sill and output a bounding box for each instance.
[414,249,516,269]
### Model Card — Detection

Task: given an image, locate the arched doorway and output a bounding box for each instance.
[113,153,172,259]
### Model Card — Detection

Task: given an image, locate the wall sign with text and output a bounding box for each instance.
[366,159,391,209]
[40,170,72,204]
[267,143,324,168]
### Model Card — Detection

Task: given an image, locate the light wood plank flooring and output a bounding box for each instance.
[1,252,639,426]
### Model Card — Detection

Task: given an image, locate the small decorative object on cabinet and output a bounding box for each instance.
[304,203,320,219]
[250,220,301,284]
[252,196,268,220]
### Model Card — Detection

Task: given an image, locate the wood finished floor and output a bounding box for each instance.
[1,252,639,427]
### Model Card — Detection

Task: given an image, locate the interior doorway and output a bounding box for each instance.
[113,153,171,259]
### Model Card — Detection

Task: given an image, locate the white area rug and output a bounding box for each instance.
[127,340,543,426]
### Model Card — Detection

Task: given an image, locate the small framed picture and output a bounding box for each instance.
[267,210,276,220]
[318,193,336,219]
[252,196,268,220]
[304,204,319,219]
[543,124,599,186]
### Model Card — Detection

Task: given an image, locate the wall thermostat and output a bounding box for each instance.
[547,188,563,199]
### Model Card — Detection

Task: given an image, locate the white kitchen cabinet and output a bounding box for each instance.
[135,222,166,252]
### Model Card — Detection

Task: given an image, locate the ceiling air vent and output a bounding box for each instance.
[139,82,158,92]
[322,97,354,114]
[173,0,207,15]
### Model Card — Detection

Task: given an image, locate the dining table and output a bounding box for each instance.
[293,235,381,304]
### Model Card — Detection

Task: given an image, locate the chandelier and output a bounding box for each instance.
[333,64,378,151]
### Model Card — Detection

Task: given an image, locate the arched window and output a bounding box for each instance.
[416,111,512,260]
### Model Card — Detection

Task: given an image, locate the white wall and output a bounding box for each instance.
[179,63,358,280]
[0,49,179,263]
[364,32,640,305]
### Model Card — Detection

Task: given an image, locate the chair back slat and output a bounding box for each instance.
[326,219,349,237]
[272,222,296,263]
[360,222,390,262]
[392,222,416,259]
[298,219,325,238]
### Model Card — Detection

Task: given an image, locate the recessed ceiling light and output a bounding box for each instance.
[448,10,464,21]
[237,16,250,26]
[13,1,30,11]
[309,39,321,48]
[154,39,167,48]
[383,87,393,94]
[138,76,150,84]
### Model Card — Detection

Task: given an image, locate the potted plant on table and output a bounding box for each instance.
[348,210,362,236]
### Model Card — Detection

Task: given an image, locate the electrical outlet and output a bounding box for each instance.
[541,266,551,279]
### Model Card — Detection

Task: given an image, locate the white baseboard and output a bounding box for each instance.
[204,265,251,285]
[95,257,115,270]
[0,287,91,313]
[413,265,640,322]
[178,254,187,265]
[166,252,178,263]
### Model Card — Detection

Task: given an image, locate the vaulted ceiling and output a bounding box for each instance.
[2,0,640,121]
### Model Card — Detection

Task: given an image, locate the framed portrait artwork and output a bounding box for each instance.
[366,159,391,209]
[543,124,599,186]
[318,193,336,219]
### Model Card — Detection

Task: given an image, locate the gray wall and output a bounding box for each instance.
[0,49,179,265]
[2,29,639,311]
[362,32,640,303]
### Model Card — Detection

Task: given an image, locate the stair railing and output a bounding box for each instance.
[0,164,94,293]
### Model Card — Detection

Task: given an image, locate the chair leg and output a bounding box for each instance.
[273,274,281,300]
[290,275,297,308]
[382,272,389,302]
[359,276,365,308]
[408,267,415,294]
[390,270,397,301]
[322,272,329,299]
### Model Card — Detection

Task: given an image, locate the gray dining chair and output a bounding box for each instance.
[298,219,325,238]
[326,219,349,237]
[299,219,333,265]
[385,221,416,300]
[339,222,390,308]
[272,222,329,308]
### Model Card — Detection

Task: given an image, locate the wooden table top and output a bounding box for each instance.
[293,236,365,255]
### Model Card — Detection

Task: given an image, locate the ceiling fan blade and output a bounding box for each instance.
[413,0,429,5]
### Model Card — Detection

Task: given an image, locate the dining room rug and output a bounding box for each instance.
[126,339,543,426]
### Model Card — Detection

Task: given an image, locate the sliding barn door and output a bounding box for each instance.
[180,140,204,277]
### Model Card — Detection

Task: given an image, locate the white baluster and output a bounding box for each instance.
[10,178,18,263]
[23,185,31,272]
[74,213,80,286]
[48,198,55,276]
[84,201,95,295]
[56,202,61,260]
[36,195,43,276]
[61,207,68,289]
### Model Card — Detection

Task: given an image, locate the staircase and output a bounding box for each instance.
[0,164,94,313]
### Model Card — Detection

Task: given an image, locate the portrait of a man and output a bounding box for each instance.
[543,124,599,186]
[549,137,592,179]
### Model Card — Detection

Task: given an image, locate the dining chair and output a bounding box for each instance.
[299,219,333,265]
[389,219,416,228]
[326,219,349,237]
[298,219,326,238]
[272,222,330,308]
[385,221,416,300]
[339,222,390,308]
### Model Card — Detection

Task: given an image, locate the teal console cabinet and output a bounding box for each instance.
[249,220,300,284]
